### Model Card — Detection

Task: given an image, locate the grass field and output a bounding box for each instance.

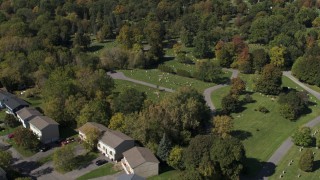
[307,84,320,94]
[6,138,37,157]
[270,125,320,180]
[211,74,320,176]
[148,170,181,180]
[114,79,167,102]
[76,163,118,180]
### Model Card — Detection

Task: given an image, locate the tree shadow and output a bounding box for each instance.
[87,45,104,52]
[313,160,320,171]
[12,161,41,174]
[241,158,276,180]
[74,153,97,169]
[231,130,252,141]
[31,167,53,178]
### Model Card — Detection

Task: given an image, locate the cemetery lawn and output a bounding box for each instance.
[270,125,320,180]
[114,79,168,102]
[211,74,320,176]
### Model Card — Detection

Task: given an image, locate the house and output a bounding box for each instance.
[117,174,145,180]
[78,122,109,141]
[29,116,59,144]
[16,107,42,128]
[97,130,135,161]
[0,90,28,114]
[121,147,159,178]
[0,167,7,180]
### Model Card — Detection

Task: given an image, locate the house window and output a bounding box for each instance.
[98,143,100,148]
[109,151,113,155]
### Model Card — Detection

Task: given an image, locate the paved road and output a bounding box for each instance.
[107,72,174,92]
[283,71,320,100]
[256,73,320,180]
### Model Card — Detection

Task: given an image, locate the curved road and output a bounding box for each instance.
[257,71,320,180]
[108,69,239,113]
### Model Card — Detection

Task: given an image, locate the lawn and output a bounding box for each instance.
[88,39,118,56]
[76,163,118,180]
[270,125,320,180]
[114,79,168,102]
[37,154,53,165]
[6,138,37,157]
[307,84,320,94]
[20,95,44,109]
[211,74,320,176]
[148,170,181,180]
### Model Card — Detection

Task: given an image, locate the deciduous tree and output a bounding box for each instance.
[299,149,314,172]
[0,150,12,169]
[213,115,233,139]
[13,127,40,150]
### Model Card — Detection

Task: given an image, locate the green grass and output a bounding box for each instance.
[114,79,167,102]
[76,163,118,180]
[21,96,44,109]
[270,125,320,180]
[148,170,181,180]
[307,84,320,94]
[89,39,118,56]
[37,154,53,165]
[120,69,218,92]
[211,74,320,176]
[0,126,19,136]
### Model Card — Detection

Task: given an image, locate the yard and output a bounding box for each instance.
[270,126,320,180]
[76,163,118,180]
[114,79,168,102]
[211,74,320,176]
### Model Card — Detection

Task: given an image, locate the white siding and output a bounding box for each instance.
[97,141,116,160]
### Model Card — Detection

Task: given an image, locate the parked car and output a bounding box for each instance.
[95,159,107,166]
[55,138,65,145]
[39,145,50,152]
[8,133,14,139]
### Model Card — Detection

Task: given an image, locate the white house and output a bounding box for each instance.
[121,147,159,178]
[97,130,135,161]
[29,116,59,144]
[16,107,42,128]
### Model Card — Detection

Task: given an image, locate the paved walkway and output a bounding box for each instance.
[257,73,320,180]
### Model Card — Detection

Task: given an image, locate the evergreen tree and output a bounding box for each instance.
[299,149,314,172]
[157,133,172,162]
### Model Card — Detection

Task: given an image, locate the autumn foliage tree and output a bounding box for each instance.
[230,77,246,96]
[213,115,233,139]
[254,64,282,95]
[13,127,40,150]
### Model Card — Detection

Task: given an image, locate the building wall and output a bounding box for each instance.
[30,124,42,139]
[41,125,59,144]
[133,162,159,178]
[97,141,116,160]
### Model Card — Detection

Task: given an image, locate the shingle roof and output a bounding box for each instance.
[16,107,42,120]
[78,122,109,133]
[117,174,145,180]
[123,147,159,168]
[0,90,28,110]
[99,130,133,149]
[29,116,59,130]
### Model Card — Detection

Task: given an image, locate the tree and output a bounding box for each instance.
[111,88,146,114]
[292,127,313,147]
[213,115,233,139]
[13,127,40,150]
[157,133,172,162]
[221,94,240,114]
[194,61,223,83]
[292,56,320,87]
[215,41,236,68]
[278,91,309,120]
[82,126,101,151]
[269,46,286,68]
[299,149,314,172]
[254,64,282,95]
[252,49,269,72]
[167,146,184,170]
[230,77,246,96]
[0,150,12,169]
[108,113,127,133]
[53,145,76,172]
[4,114,19,128]
[73,32,90,50]
[193,31,211,58]
[117,25,134,49]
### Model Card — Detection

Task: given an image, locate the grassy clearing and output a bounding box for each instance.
[6,138,36,157]
[21,95,44,109]
[76,163,118,180]
[114,79,167,102]
[88,39,118,56]
[270,125,320,180]
[211,74,320,176]
[37,154,53,165]
[307,84,320,94]
[59,126,78,139]
[148,170,181,180]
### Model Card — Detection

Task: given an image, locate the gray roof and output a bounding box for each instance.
[78,122,109,133]
[123,147,159,168]
[99,130,133,149]
[0,90,14,100]
[16,107,42,120]
[29,116,59,130]
[4,97,29,110]
[118,174,145,180]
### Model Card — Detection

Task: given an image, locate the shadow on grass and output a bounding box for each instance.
[241,158,276,179]
[12,161,41,174]
[313,160,320,171]
[74,152,98,169]
[31,167,53,178]
[231,130,252,141]
[60,126,78,139]
[87,45,104,52]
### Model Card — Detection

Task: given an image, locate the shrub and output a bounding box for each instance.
[258,106,269,113]
[292,127,313,147]
[4,114,19,128]
[176,69,192,78]
[177,53,194,64]
[158,64,174,74]
[299,149,314,172]
[243,94,254,103]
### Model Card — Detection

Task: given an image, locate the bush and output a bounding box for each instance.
[4,114,19,128]
[257,106,269,113]
[299,149,314,172]
[158,64,174,74]
[176,69,192,78]
[177,53,194,64]
[292,127,313,147]
[221,94,240,114]
[243,94,254,103]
